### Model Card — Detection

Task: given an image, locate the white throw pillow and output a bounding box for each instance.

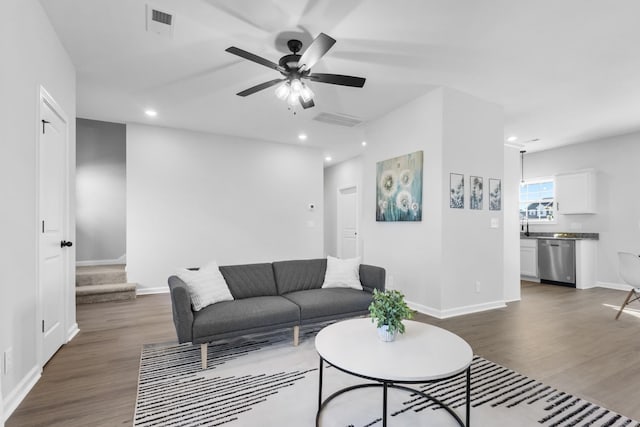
[176,260,234,311]
[322,256,363,290]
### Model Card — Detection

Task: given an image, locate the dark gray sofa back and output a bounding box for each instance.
[272,259,386,295]
[273,258,327,294]
[219,263,278,299]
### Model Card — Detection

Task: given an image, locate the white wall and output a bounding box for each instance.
[127,124,324,292]
[363,89,444,307]
[440,89,505,313]
[76,119,126,263]
[323,157,363,257]
[359,87,505,318]
[0,0,76,419]
[504,145,522,301]
[522,132,640,285]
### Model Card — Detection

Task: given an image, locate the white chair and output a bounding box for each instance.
[615,251,640,320]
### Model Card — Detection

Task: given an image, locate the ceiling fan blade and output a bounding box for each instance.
[225,47,284,72]
[237,78,285,97]
[299,97,315,109]
[308,73,366,88]
[298,33,336,71]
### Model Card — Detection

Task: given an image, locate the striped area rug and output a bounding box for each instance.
[135,327,638,427]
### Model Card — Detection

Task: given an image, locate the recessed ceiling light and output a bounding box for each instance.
[298,133,307,141]
[507,136,518,142]
[361,141,367,147]
[145,109,158,117]
[325,156,332,162]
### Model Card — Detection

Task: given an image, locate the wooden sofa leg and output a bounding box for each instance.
[293,326,300,346]
[201,343,208,369]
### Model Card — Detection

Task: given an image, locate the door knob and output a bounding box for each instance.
[60,240,73,248]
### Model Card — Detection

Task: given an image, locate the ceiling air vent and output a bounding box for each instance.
[313,112,363,127]
[146,4,174,36]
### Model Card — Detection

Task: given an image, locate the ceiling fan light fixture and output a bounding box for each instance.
[290,79,303,93]
[300,85,314,103]
[286,92,299,106]
[226,32,365,110]
[275,82,290,100]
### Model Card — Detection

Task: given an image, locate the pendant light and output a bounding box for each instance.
[520,150,526,185]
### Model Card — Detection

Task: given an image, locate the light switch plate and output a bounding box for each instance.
[490,218,499,228]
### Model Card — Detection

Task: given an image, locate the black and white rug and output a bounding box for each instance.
[135,327,638,426]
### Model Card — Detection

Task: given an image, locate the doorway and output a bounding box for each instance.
[38,87,71,365]
[337,186,359,258]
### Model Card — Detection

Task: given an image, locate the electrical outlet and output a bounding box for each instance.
[4,347,13,375]
[475,281,481,293]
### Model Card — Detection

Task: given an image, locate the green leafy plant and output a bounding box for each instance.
[368,289,414,334]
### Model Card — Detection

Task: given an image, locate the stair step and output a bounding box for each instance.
[76,283,137,304]
[76,264,126,286]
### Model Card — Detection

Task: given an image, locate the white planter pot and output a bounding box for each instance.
[377,325,398,342]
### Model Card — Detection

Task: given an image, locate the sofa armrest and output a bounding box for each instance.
[168,275,194,343]
[359,264,386,293]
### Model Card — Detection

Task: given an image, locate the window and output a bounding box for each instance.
[519,178,555,223]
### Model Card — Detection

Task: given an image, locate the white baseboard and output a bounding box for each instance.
[66,322,79,342]
[597,281,632,292]
[136,286,169,295]
[406,301,441,318]
[3,365,41,422]
[407,299,507,319]
[76,254,126,267]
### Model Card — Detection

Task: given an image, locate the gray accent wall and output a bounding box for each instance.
[76,118,126,263]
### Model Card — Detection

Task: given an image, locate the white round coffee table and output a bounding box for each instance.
[315,318,473,426]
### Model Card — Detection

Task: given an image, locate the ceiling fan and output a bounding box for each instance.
[225,33,366,109]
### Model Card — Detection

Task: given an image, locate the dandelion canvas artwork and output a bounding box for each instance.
[376,151,423,222]
[489,178,502,210]
[449,173,464,209]
[470,176,483,210]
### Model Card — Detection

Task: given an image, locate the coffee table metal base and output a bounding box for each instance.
[316,356,471,426]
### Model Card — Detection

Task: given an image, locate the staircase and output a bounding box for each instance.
[76,264,137,304]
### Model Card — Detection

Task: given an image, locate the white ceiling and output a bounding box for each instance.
[40,0,640,163]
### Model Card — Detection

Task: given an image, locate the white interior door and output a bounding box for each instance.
[39,91,69,364]
[338,186,358,258]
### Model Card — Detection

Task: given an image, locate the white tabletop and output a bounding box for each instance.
[315,318,473,382]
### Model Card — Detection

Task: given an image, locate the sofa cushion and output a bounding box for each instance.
[282,288,373,322]
[176,260,234,311]
[322,256,363,290]
[192,296,300,339]
[273,258,327,295]
[219,263,278,299]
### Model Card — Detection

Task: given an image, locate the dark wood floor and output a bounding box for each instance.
[7,281,640,426]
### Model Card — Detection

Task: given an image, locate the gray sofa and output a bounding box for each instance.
[168,258,385,368]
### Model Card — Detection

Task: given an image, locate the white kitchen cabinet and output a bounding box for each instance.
[576,239,598,289]
[555,170,597,214]
[520,239,538,278]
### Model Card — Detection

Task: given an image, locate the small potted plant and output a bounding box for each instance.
[368,289,414,342]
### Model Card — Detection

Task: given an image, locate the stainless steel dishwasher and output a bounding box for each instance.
[538,239,576,287]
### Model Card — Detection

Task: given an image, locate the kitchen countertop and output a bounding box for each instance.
[520,232,599,240]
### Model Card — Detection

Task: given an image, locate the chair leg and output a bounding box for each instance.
[615,289,636,320]
[201,343,208,369]
[293,325,300,346]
